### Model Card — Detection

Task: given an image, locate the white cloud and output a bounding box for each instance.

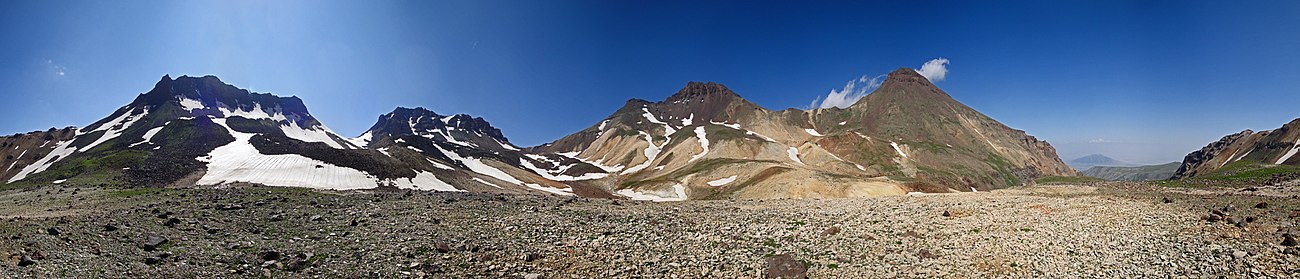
[807,74,885,109]
[1088,138,1111,143]
[914,58,949,82]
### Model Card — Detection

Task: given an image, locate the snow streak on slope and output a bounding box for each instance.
[7,139,77,183]
[80,108,149,152]
[805,129,823,136]
[690,126,709,162]
[348,131,373,147]
[428,142,528,186]
[1278,139,1300,164]
[525,183,575,196]
[621,132,665,174]
[196,118,377,190]
[707,175,737,186]
[518,157,608,181]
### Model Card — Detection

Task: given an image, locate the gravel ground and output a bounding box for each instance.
[1,182,1299,278]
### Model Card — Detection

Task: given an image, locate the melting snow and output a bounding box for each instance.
[52,179,66,184]
[130,123,168,147]
[621,132,664,174]
[690,126,709,162]
[890,142,908,158]
[787,147,804,165]
[80,108,149,152]
[196,118,378,190]
[281,123,346,149]
[15,150,25,160]
[1277,139,1300,164]
[616,183,687,202]
[838,121,847,125]
[178,98,205,111]
[471,177,504,189]
[555,152,625,173]
[387,171,462,192]
[598,119,610,131]
[707,175,737,186]
[805,129,823,136]
[429,143,524,185]
[348,131,373,147]
[681,113,694,126]
[525,183,576,196]
[424,158,454,170]
[641,108,666,125]
[519,158,609,181]
[495,139,520,151]
[709,120,741,130]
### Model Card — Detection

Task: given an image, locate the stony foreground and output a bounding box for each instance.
[1,183,1299,278]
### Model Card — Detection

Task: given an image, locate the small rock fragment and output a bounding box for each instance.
[763,253,807,279]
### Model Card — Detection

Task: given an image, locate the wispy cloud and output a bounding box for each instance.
[807,57,951,109]
[914,58,948,82]
[1088,138,1112,144]
[46,59,67,76]
[807,74,886,109]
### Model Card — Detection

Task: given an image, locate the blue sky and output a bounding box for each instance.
[1,0,1298,164]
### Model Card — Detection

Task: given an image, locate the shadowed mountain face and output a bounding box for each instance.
[2,71,1075,200]
[1174,118,1300,179]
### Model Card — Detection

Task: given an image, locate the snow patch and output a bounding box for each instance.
[616,183,687,202]
[130,123,168,147]
[890,142,908,158]
[805,128,823,137]
[52,179,66,184]
[348,131,373,147]
[519,158,609,181]
[196,118,378,190]
[690,126,709,162]
[621,132,664,174]
[178,98,205,111]
[1277,139,1300,165]
[80,108,149,152]
[387,171,462,192]
[429,143,524,185]
[787,147,804,165]
[471,177,504,189]
[525,183,575,196]
[707,175,737,186]
[281,123,346,149]
[838,121,847,125]
[681,113,694,126]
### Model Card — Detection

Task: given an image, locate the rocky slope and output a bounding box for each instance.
[1174,118,1300,179]
[3,182,1298,277]
[534,68,1075,200]
[1082,162,1180,181]
[0,76,582,196]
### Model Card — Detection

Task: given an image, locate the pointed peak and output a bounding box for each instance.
[667,81,739,102]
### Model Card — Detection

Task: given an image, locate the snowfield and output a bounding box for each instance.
[196,118,378,190]
[1277,138,1300,165]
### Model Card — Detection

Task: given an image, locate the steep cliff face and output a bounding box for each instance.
[1174,118,1300,179]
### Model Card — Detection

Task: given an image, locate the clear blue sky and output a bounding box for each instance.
[2,0,1298,164]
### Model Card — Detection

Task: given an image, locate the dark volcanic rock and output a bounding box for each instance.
[142,235,169,251]
[764,254,808,279]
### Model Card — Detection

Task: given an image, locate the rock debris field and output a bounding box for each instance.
[2,182,1299,278]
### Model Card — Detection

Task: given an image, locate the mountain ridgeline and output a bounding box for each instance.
[1172,118,1300,182]
[0,70,1076,200]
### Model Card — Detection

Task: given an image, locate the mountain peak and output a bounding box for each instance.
[882,68,934,87]
[666,81,739,103]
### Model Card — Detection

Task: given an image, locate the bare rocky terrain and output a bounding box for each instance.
[2,182,1299,278]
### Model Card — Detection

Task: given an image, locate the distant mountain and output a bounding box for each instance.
[1067,154,1135,172]
[1173,118,1300,179]
[1082,162,1180,181]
